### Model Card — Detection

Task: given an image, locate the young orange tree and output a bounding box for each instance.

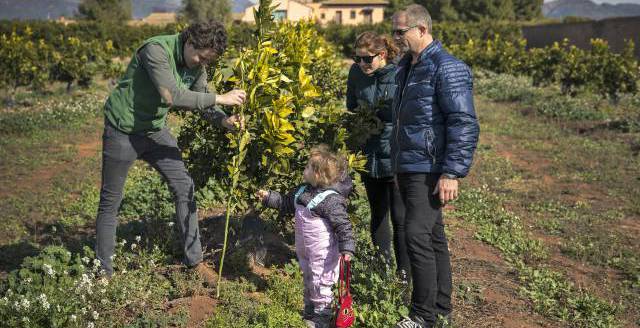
[177,0,363,296]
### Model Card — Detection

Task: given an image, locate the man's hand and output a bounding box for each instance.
[221,114,245,131]
[435,175,459,204]
[216,89,246,106]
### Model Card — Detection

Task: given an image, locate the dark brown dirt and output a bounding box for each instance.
[448,221,556,328]
[167,295,218,327]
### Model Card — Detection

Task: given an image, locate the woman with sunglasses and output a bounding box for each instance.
[346,32,410,283]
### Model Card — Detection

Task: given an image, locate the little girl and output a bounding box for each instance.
[257,145,355,328]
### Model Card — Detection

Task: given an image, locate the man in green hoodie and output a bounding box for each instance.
[96,21,244,285]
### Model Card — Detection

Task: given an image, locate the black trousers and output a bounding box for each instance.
[362,175,410,274]
[397,173,452,326]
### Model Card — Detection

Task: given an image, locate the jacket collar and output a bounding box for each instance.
[399,40,442,68]
[373,63,396,78]
[176,35,185,67]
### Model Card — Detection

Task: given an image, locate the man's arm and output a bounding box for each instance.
[192,65,228,127]
[436,60,480,178]
[138,43,236,126]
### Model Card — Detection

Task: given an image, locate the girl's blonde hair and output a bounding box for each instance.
[354,31,399,61]
[306,144,348,188]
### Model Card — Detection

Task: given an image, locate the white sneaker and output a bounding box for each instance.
[395,317,425,328]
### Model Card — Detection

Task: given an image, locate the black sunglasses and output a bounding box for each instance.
[353,53,379,64]
[392,25,418,36]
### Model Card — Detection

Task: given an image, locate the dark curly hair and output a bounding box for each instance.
[180,21,227,56]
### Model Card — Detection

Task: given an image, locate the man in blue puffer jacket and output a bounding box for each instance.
[391,4,480,328]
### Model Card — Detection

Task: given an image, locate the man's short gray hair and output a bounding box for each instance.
[397,4,432,34]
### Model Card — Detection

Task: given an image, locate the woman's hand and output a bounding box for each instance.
[255,189,269,202]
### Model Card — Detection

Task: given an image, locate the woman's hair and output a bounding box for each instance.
[354,31,399,61]
[306,144,348,188]
[180,20,227,56]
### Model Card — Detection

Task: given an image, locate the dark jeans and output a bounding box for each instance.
[397,173,452,327]
[362,175,410,274]
[95,120,203,275]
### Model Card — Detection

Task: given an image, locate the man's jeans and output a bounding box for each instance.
[397,173,452,327]
[96,120,203,275]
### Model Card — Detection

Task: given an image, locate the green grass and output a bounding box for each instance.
[467,73,640,326]
[1,71,639,327]
[452,182,620,327]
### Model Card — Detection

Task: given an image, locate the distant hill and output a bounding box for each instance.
[0,0,253,21]
[543,0,640,20]
[0,0,80,20]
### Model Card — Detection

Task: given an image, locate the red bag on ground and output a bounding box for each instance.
[335,257,354,328]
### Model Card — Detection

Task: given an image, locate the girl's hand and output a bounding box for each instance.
[255,190,269,201]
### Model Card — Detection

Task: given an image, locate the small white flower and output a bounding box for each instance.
[87,322,95,328]
[135,235,141,242]
[43,264,55,276]
[37,294,50,310]
[93,259,101,268]
[168,222,175,227]
[130,243,137,250]
[81,307,87,315]
[63,270,68,275]
[51,226,57,233]
[81,273,91,285]
[25,277,33,283]
[22,317,29,323]
[19,297,30,310]
[92,311,99,320]
[82,257,90,264]
[70,315,77,321]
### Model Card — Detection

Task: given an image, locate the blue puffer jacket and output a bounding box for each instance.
[391,40,480,177]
